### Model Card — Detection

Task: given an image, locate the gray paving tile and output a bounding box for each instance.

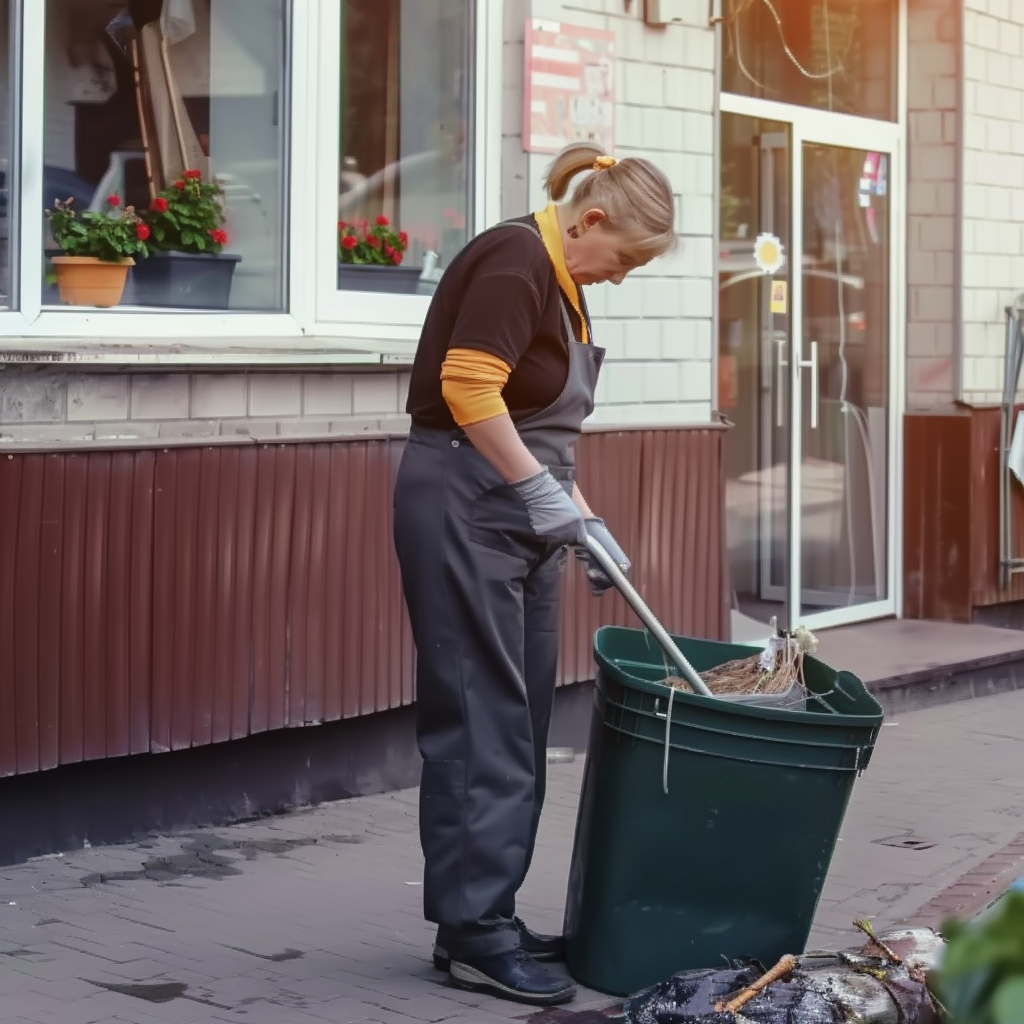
[2,692,1024,1022]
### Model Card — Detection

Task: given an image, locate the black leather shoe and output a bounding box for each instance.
[449,947,576,1006]
[433,916,566,971]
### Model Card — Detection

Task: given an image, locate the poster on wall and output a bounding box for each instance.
[523,18,615,155]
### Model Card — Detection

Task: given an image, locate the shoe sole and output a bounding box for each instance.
[449,961,576,1006]
[432,946,563,972]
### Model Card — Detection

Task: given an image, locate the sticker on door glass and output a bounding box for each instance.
[769,280,788,314]
[753,232,785,274]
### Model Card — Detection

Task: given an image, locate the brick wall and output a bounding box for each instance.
[906,0,960,409]
[503,0,715,427]
[960,0,1024,404]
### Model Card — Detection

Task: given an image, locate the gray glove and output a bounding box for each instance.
[576,517,630,596]
[512,469,587,547]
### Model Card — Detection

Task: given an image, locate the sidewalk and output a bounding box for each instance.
[1,690,1023,1024]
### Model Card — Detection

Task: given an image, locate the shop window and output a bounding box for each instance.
[42,0,288,311]
[0,0,14,309]
[336,0,472,298]
[721,0,896,122]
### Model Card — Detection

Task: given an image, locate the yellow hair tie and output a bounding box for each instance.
[593,155,617,170]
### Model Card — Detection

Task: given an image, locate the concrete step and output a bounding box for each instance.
[815,618,1024,716]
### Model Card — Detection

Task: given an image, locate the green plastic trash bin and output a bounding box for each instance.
[563,626,884,998]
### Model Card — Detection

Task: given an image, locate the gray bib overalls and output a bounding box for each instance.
[393,221,604,959]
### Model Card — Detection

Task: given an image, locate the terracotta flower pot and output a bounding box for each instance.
[51,256,134,308]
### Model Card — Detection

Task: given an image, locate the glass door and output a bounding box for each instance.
[797,138,891,621]
[720,108,900,638]
[719,114,793,641]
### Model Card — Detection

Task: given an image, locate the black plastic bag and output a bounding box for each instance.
[622,960,842,1024]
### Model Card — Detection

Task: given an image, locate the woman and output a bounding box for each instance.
[393,142,677,1007]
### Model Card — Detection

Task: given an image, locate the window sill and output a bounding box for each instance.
[0,335,417,369]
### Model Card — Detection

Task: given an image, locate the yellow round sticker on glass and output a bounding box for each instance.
[753,232,785,275]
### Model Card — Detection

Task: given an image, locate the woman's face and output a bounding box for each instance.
[564,209,645,286]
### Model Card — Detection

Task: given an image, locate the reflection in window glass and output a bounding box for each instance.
[43,0,288,310]
[721,0,896,122]
[338,0,472,295]
[800,141,890,610]
[0,0,12,308]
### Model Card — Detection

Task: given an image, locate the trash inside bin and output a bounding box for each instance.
[562,626,884,998]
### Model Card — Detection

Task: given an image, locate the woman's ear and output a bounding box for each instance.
[580,208,608,231]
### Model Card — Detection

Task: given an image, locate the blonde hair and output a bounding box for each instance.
[543,142,677,262]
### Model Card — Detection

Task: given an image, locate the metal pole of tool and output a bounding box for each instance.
[584,535,715,698]
[1000,297,1024,588]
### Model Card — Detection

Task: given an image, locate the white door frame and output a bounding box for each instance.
[719,94,906,636]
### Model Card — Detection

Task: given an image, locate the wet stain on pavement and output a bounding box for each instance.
[85,980,188,1003]
[222,945,304,962]
[77,832,339,886]
[85,978,237,1012]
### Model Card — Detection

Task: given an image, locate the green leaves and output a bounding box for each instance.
[993,978,1024,1024]
[44,197,149,262]
[143,172,228,256]
[337,217,409,267]
[931,892,1024,1024]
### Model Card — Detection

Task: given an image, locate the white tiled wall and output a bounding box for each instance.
[0,369,411,444]
[960,0,1024,403]
[502,0,715,426]
[906,0,959,409]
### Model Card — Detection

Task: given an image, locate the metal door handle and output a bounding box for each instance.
[775,338,819,430]
[803,341,819,430]
[775,337,786,428]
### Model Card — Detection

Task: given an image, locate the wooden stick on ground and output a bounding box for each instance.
[714,954,797,1014]
[854,918,902,964]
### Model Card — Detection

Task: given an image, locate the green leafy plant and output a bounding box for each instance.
[930,891,1024,1024]
[45,195,150,262]
[144,170,229,255]
[338,215,408,266]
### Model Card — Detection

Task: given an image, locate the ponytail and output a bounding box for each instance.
[542,142,678,263]
[543,142,610,201]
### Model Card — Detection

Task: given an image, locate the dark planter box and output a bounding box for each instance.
[131,251,242,309]
[337,263,422,294]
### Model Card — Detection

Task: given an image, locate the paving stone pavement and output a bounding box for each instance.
[1,690,1023,1024]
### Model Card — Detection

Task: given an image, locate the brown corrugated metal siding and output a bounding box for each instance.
[0,427,727,777]
[904,404,1024,622]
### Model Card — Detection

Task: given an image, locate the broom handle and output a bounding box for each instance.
[583,535,714,698]
[715,955,797,1014]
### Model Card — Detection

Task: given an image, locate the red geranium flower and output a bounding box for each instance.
[338,220,347,231]
[376,215,390,226]
[136,222,151,241]
[107,195,121,207]
[399,231,408,247]
[367,233,381,248]
[139,169,226,257]
[341,235,358,250]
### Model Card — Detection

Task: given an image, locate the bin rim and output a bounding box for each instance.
[593,625,884,727]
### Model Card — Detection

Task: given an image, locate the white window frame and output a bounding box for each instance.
[310,0,501,345]
[2,0,502,354]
